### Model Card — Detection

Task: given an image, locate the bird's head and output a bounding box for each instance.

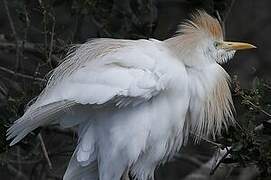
[166,10,256,66]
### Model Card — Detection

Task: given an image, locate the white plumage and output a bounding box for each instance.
[6,11,255,180]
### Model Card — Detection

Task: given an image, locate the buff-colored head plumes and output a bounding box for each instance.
[164,11,225,63]
[179,10,223,40]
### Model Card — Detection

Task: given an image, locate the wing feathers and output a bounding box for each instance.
[7,38,175,146]
[7,100,76,145]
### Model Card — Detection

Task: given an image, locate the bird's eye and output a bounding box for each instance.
[213,42,220,48]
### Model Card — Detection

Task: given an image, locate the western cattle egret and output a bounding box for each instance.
[7,11,255,180]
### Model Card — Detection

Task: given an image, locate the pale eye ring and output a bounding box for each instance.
[213,42,220,48]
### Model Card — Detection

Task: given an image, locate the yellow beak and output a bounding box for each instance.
[221,41,257,50]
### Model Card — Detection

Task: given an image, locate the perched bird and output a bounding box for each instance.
[7,11,255,180]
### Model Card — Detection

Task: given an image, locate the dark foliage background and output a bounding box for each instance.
[0,0,270,180]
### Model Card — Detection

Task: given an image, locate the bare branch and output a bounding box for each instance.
[48,15,56,67]
[245,99,271,118]
[2,0,21,72]
[189,132,222,148]
[21,3,31,70]
[224,0,236,23]
[39,0,48,53]
[0,41,36,53]
[2,0,17,40]
[215,10,225,37]
[91,17,112,37]
[7,164,28,180]
[0,65,46,82]
[0,41,61,63]
[263,83,271,90]
[38,133,53,169]
[15,147,22,180]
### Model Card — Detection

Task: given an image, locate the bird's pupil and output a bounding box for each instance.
[214,42,219,48]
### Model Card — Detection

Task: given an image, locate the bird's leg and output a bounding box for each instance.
[121,168,130,180]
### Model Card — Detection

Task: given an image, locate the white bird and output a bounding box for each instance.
[7,11,255,180]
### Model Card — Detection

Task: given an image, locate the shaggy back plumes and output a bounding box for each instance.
[47,39,129,88]
[33,39,131,107]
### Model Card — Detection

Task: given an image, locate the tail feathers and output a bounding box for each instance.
[7,100,76,146]
[64,150,98,180]
[76,120,96,166]
[64,121,98,180]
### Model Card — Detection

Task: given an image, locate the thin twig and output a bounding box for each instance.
[21,3,31,74]
[38,133,53,169]
[72,12,84,42]
[1,158,42,165]
[2,0,17,39]
[23,3,30,42]
[3,0,20,72]
[263,83,271,90]
[39,0,48,56]
[0,65,46,82]
[47,15,56,67]
[215,0,236,37]
[0,41,37,52]
[148,0,153,39]
[15,147,22,180]
[245,99,271,117]
[215,10,225,37]
[210,147,231,175]
[190,132,222,148]
[0,41,61,63]
[7,164,28,180]
[223,0,236,23]
[91,17,112,37]
[33,62,41,77]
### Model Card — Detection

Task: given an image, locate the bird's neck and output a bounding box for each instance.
[165,35,211,67]
[186,64,235,140]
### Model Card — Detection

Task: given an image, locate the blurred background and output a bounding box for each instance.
[0,0,270,180]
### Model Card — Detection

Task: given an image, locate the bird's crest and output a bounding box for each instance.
[179,10,223,40]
